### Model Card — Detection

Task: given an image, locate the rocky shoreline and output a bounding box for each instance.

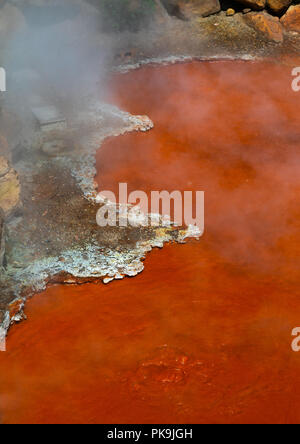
[0,95,201,344]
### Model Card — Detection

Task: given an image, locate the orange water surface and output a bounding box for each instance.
[1,60,300,424]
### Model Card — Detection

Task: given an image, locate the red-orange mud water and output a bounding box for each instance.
[1,61,300,424]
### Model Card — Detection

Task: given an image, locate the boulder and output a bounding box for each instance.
[267,0,292,14]
[236,0,266,11]
[160,0,221,19]
[0,157,21,219]
[183,0,221,18]
[281,5,300,32]
[244,11,284,42]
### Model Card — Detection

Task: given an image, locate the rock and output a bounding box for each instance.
[0,133,9,159]
[36,131,82,157]
[0,156,9,178]
[8,298,24,320]
[236,0,266,11]
[0,157,21,219]
[161,0,221,19]
[154,0,172,23]
[267,0,292,14]
[243,8,252,13]
[160,0,187,18]
[226,8,236,16]
[41,139,67,157]
[244,11,284,42]
[184,0,221,18]
[281,5,300,32]
[0,209,5,268]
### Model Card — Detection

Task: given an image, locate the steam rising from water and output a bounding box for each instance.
[3,0,111,107]
[100,60,300,272]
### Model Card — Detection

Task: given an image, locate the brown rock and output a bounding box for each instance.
[8,298,23,320]
[236,0,266,11]
[0,157,21,218]
[281,5,300,32]
[267,0,292,14]
[161,0,221,19]
[245,11,284,42]
[226,8,236,16]
[184,0,221,18]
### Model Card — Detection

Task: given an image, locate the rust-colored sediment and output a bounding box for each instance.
[1,61,300,424]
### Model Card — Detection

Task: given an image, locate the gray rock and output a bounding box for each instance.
[0,156,9,178]
[160,0,187,18]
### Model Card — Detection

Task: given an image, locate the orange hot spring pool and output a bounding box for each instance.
[1,60,300,424]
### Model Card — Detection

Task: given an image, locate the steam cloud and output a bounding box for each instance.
[1,0,113,106]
